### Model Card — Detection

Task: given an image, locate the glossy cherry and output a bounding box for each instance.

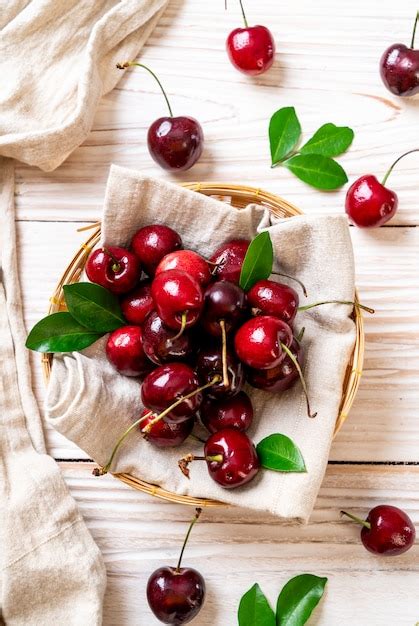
[142,311,194,365]
[106,326,151,377]
[247,338,302,393]
[200,391,253,433]
[156,250,211,287]
[152,269,204,331]
[131,224,182,277]
[147,508,205,624]
[86,246,140,294]
[247,280,299,325]
[196,346,244,399]
[234,315,293,370]
[380,12,419,97]
[341,506,416,556]
[120,281,153,325]
[140,409,194,448]
[210,239,250,283]
[201,280,247,336]
[226,1,275,75]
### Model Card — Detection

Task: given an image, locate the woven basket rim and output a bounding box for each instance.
[42,182,364,507]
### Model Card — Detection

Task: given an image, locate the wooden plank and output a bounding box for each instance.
[60,462,419,626]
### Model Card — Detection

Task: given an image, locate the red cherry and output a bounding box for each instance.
[234,315,293,370]
[345,175,398,228]
[142,311,194,365]
[201,280,247,336]
[140,408,194,448]
[196,346,245,399]
[151,269,204,331]
[379,13,419,97]
[106,326,151,377]
[86,246,140,294]
[156,250,211,287]
[148,116,204,172]
[342,506,416,556]
[209,239,250,283]
[120,281,153,325]
[247,280,299,324]
[200,391,253,433]
[247,338,302,392]
[131,224,182,277]
[227,25,275,75]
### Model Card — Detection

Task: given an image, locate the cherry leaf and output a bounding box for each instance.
[299,123,354,158]
[63,282,125,332]
[269,107,302,166]
[276,574,328,626]
[25,312,103,353]
[239,231,274,291]
[256,434,306,472]
[283,154,348,190]
[238,583,276,626]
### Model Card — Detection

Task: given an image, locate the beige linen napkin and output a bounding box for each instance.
[46,165,356,522]
[0,1,167,623]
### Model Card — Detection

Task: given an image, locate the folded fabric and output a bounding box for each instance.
[46,164,356,521]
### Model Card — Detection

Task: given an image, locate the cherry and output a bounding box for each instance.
[196,346,244,399]
[341,506,416,556]
[131,224,182,277]
[209,239,250,283]
[226,1,275,76]
[345,150,419,228]
[142,311,194,365]
[117,62,203,172]
[156,250,211,287]
[247,280,299,325]
[86,246,140,294]
[380,12,419,97]
[247,337,303,393]
[120,281,154,325]
[151,269,204,331]
[140,409,194,448]
[141,363,203,424]
[179,428,260,489]
[147,508,205,624]
[200,391,253,433]
[106,326,151,377]
[201,280,247,336]
[234,315,292,370]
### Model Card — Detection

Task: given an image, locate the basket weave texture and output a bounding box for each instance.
[43,183,364,507]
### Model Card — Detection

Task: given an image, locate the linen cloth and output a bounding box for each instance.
[0,1,168,623]
[46,165,357,522]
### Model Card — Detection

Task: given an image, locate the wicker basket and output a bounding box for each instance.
[42,182,364,507]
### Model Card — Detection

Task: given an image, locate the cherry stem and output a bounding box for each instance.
[341,510,371,530]
[178,453,224,478]
[410,11,419,49]
[143,375,222,433]
[238,0,248,27]
[176,508,202,572]
[219,319,230,388]
[296,326,305,343]
[92,410,153,476]
[280,342,317,418]
[171,312,187,342]
[298,300,375,315]
[382,148,419,186]
[103,247,121,272]
[116,61,173,117]
[271,271,308,297]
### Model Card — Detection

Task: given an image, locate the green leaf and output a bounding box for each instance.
[63,282,125,332]
[276,574,328,626]
[256,434,306,473]
[25,312,103,353]
[238,583,276,626]
[239,232,273,291]
[300,123,354,157]
[283,154,348,190]
[269,107,302,166]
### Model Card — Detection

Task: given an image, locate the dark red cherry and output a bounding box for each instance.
[345,175,398,228]
[156,250,211,287]
[131,225,182,277]
[148,116,204,172]
[247,280,299,324]
[106,326,151,377]
[141,363,202,423]
[227,25,275,75]
[247,338,302,392]
[86,246,140,294]
[142,311,194,365]
[140,408,194,448]
[234,315,293,370]
[204,428,259,488]
[200,391,253,433]
[342,506,416,556]
[151,269,204,331]
[201,280,247,336]
[379,14,419,97]
[120,281,153,325]
[196,346,244,399]
[209,239,250,283]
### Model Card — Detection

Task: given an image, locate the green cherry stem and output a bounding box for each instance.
[271,271,308,297]
[296,326,306,343]
[171,312,188,342]
[280,342,317,418]
[298,300,375,314]
[381,148,419,186]
[341,510,371,530]
[176,508,202,571]
[178,453,224,478]
[116,61,173,117]
[103,247,121,273]
[238,0,249,27]
[219,319,229,388]
[410,11,419,49]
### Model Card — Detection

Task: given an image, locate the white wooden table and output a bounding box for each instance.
[16,1,419,623]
